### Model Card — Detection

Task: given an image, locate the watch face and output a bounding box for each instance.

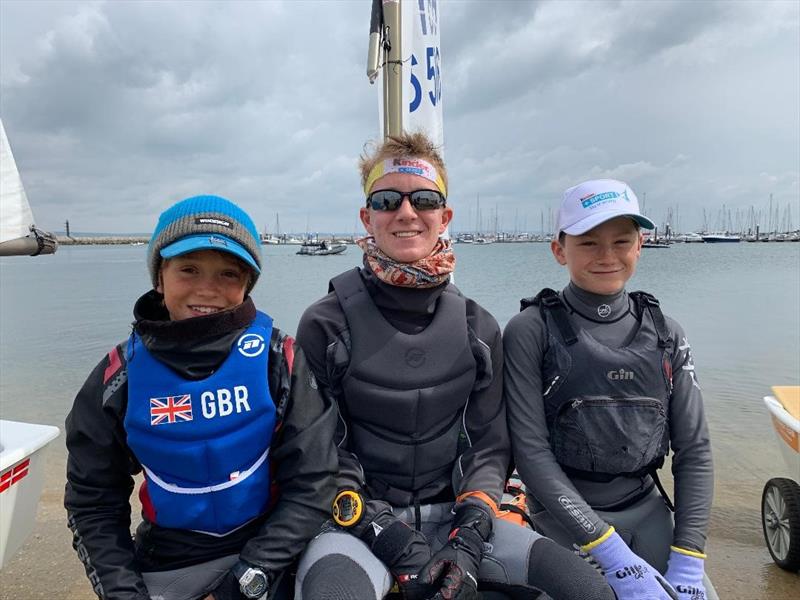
[333,490,364,528]
[241,569,268,599]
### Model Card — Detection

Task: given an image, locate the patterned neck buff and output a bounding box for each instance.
[357,236,455,288]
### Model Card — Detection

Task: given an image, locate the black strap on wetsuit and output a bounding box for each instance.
[524,288,578,345]
[629,293,676,510]
[629,291,670,348]
[650,468,676,512]
[498,500,537,529]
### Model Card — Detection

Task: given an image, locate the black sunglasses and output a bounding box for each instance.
[366,189,447,211]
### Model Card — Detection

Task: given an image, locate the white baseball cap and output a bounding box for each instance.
[556,179,655,235]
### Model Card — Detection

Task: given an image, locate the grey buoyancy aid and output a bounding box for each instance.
[125,311,277,535]
[330,268,479,505]
[524,289,674,481]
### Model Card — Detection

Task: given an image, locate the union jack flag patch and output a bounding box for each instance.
[150,395,193,425]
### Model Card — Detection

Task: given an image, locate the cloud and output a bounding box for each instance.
[0,0,797,234]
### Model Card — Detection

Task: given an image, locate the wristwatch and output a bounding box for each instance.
[232,562,269,599]
[332,489,365,528]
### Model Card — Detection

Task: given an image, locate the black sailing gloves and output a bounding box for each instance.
[354,500,435,600]
[419,501,493,600]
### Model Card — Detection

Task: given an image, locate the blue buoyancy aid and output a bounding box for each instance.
[125,311,277,535]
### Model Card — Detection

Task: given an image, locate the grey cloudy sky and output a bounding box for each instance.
[1,0,798,235]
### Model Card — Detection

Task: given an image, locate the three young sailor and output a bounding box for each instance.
[65,177,716,600]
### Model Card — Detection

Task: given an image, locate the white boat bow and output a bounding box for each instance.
[0,420,60,569]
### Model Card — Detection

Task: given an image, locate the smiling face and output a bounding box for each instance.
[359,172,453,263]
[551,216,643,295]
[157,249,250,321]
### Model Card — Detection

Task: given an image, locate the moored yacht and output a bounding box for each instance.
[701,233,741,243]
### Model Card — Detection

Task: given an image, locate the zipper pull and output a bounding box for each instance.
[571,398,583,409]
[543,375,560,397]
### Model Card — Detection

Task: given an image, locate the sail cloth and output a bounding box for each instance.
[371,0,444,146]
[0,119,57,256]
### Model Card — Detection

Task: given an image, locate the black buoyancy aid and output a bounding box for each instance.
[331,268,478,505]
[527,289,674,481]
[125,311,277,535]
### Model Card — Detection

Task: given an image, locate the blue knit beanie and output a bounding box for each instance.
[148,195,262,293]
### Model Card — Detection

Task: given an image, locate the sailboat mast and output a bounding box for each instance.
[383,1,402,138]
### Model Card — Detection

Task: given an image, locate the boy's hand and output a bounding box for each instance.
[419,527,482,600]
[664,547,707,600]
[419,501,493,600]
[584,527,678,600]
[206,570,243,599]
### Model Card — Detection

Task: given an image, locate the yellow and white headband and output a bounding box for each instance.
[364,158,447,197]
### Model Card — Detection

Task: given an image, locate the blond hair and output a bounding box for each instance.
[359,132,448,194]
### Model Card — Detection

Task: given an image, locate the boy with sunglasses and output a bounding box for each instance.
[293,134,614,600]
[65,195,338,600]
[504,180,716,600]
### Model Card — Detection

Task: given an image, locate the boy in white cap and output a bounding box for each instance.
[65,195,337,600]
[504,179,717,600]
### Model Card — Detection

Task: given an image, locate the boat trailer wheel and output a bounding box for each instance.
[761,477,800,571]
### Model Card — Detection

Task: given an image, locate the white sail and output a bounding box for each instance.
[0,119,36,244]
[0,118,57,256]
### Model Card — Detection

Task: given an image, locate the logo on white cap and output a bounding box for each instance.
[580,189,631,209]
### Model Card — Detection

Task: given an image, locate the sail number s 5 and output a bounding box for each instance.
[409,46,441,112]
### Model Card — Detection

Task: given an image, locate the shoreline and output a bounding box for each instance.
[50,235,800,247]
[56,236,149,245]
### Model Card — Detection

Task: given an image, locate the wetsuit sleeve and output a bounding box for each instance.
[455,304,511,506]
[666,318,713,553]
[64,345,150,600]
[239,342,338,574]
[296,296,370,497]
[503,309,610,545]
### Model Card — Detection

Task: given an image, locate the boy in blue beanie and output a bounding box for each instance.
[65,195,337,600]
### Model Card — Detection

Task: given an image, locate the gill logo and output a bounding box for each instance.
[607,368,634,381]
[615,564,648,580]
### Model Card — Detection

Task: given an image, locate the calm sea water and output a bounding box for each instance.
[1,242,799,598]
[2,242,798,429]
